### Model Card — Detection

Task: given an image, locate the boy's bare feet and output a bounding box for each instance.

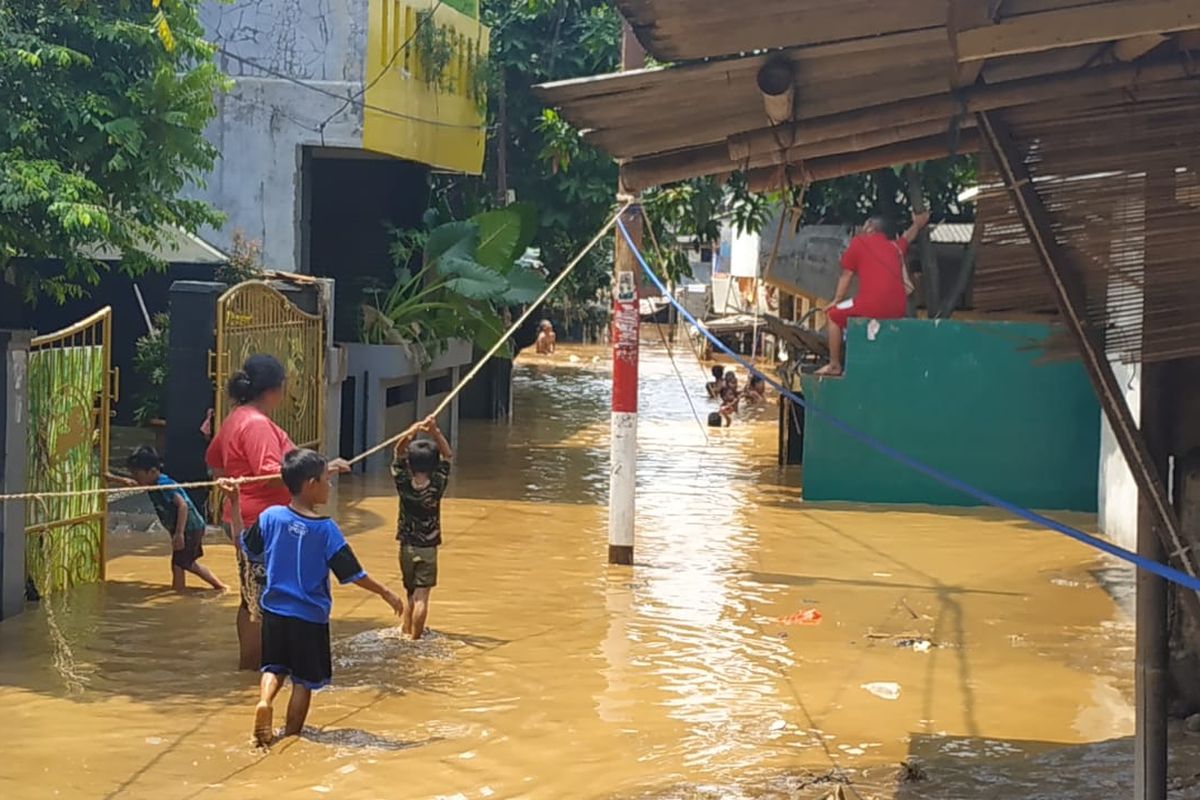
[253,702,274,747]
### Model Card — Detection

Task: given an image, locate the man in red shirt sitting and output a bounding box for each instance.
[815,210,931,377]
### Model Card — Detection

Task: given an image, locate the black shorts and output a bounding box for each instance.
[170,529,205,569]
[261,610,332,690]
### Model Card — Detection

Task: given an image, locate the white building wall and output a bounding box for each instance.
[1098,361,1139,551]
[1097,184,1144,551]
[190,0,368,269]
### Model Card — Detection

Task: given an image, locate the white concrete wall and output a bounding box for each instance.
[730,229,761,278]
[1098,361,1140,551]
[190,0,368,269]
[1097,185,1144,551]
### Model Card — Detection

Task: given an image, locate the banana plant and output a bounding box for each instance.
[361,203,546,363]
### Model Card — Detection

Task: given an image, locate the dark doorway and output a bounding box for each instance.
[300,147,430,342]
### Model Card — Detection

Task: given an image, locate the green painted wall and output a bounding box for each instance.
[800,319,1099,511]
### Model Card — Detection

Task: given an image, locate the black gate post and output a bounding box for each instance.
[0,330,32,619]
[165,282,225,512]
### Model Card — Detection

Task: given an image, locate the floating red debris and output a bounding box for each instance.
[777,608,822,626]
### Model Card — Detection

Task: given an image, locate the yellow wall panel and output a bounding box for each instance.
[364,0,489,174]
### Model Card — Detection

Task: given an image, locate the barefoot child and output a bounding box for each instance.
[243,448,403,746]
[112,446,227,592]
[392,415,453,641]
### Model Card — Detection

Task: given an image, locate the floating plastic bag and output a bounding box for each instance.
[860,682,901,701]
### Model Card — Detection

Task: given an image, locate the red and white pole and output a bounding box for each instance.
[609,23,644,566]
[609,206,641,565]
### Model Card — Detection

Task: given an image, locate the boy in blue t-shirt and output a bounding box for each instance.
[114,446,227,592]
[242,448,403,747]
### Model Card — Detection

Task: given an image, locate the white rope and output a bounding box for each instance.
[0,203,631,503]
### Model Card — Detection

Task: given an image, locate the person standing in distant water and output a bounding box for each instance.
[705,364,725,399]
[206,354,350,670]
[816,210,930,377]
[536,320,556,355]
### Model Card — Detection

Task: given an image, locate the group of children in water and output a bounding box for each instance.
[114,342,769,745]
[112,370,453,747]
[705,364,766,427]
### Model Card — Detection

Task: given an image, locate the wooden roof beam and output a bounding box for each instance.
[745,131,982,193]
[954,0,1200,63]
[728,56,1194,164]
[1114,33,1170,61]
[619,118,978,191]
[948,0,1005,87]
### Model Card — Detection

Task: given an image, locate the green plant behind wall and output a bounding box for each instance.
[131,313,169,425]
[360,203,545,363]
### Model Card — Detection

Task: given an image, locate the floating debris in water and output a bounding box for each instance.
[895,638,934,653]
[860,682,901,701]
[769,720,787,732]
[777,609,822,626]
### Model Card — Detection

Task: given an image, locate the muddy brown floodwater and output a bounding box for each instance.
[4,342,1198,799]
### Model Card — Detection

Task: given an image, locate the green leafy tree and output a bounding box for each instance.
[0,0,227,308]
[479,0,622,312]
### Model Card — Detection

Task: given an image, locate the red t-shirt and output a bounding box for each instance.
[840,232,909,318]
[205,404,294,530]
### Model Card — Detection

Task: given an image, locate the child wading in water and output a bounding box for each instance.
[242,448,403,746]
[392,415,453,640]
[111,446,226,592]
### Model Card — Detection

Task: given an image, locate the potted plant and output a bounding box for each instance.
[132,313,169,452]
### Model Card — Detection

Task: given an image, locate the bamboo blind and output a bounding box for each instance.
[973,94,1200,364]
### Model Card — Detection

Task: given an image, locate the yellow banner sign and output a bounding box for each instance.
[363,0,489,174]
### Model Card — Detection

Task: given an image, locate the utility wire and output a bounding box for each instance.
[215,33,483,133]
[315,0,448,139]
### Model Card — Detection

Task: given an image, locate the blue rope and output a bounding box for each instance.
[616,218,1200,591]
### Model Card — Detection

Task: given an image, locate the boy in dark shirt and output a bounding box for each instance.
[391,415,453,641]
[705,364,725,398]
[113,446,226,592]
[242,448,403,746]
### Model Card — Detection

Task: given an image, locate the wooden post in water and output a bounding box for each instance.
[608,21,644,566]
[1136,360,1168,800]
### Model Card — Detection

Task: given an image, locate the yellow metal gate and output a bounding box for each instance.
[25,307,114,594]
[212,281,325,449]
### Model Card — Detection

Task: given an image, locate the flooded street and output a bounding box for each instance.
[0,343,1184,799]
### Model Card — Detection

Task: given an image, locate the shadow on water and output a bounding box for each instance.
[893,731,1200,799]
[598,732,1200,799]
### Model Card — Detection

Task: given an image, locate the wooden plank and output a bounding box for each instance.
[584,65,953,159]
[745,131,982,192]
[613,0,947,61]
[948,0,1005,87]
[982,43,1110,82]
[976,110,1200,623]
[1115,33,1169,60]
[619,118,977,190]
[535,29,950,107]
[956,0,1200,62]
[729,57,1193,163]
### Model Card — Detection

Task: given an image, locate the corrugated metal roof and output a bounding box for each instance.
[84,227,227,264]
[929,223,975,245]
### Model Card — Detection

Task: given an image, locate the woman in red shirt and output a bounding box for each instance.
[206,354,348,669]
